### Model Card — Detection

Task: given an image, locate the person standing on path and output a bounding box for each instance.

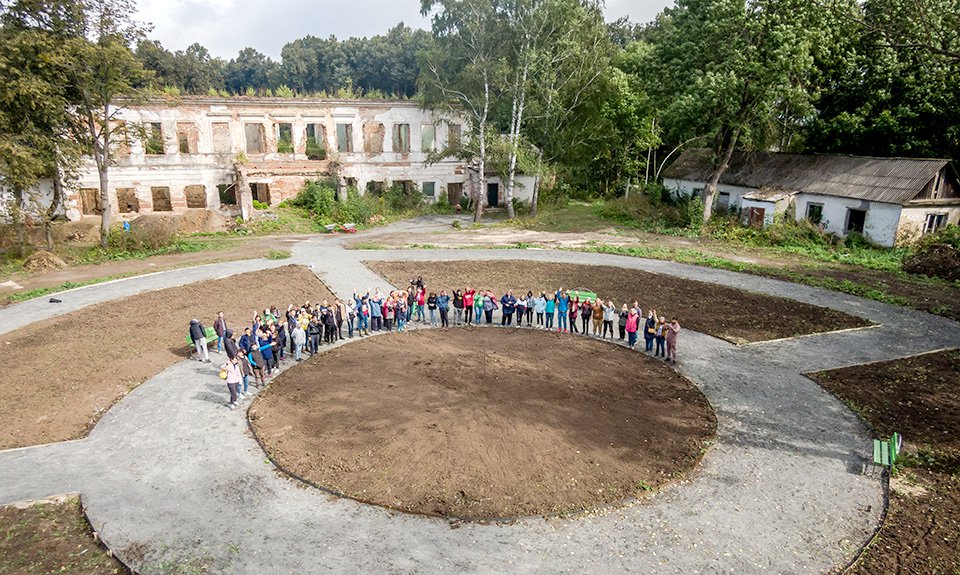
[556,289,569,332]
[534,292,546,328]
[545,292,556,330]
[438,290,451,328]
[483,291,496,324]
[665,318,681,363]
[525,291,535,325]
[427,292,439,326]
[625,308,639,349]
[189,319,210,363]
[592,299,604,336]
[452,290,464,326]
[369,293,383,332]
[580,298,593,334]
[618,304,628,340]
[515,294,527,327]
[655,316,667,358]
[221,357,242,409]
[213,312,227,353]
[291,320,306,361]
[223,329,239,360]
[500,291,517,326]
[644,311,657,352]
[463,288,476,325]
[474,290,484,324]
[237,350,253,397]
[416,287,426,322]
[346,299,357,338]
[602,300,617,339]
[569,297,580,334]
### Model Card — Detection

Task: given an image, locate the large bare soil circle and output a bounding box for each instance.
[251,327,717,519]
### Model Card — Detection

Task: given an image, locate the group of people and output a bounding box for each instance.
[190,276,681,410]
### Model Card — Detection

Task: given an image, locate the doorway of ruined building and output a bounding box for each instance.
[79,188,102,215]
[251,183,271,205]
[185,185,207,208]
[448,183,463,207]
[487,183,499,207]
[366,181,385,198]
[117,188,140,214]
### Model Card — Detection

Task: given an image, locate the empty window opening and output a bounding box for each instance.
[806,203,823,225]
[218,183,237,205]
[923,213,948,234]
[212,122,232,154]
[244,123,265,154]
[422,181,436,197]
[306,124,326,159]
[79,188,102,215]
[116,188,139,213]
[176,122,198,154]
[113,121,131,157]
[366,180,385,197]
[717,192,730,212]
[846,208,866,233]
[251,183,271,205]
[151,187,172,212]
[277,123,293,153]
[345,178,358,191]
[448,123,462,148]
[392,124,411,153]
[336,123,353,153]
[144,123,164,155]
[185,185,207,208]
[421,124,435,152]
[363,123,385,154]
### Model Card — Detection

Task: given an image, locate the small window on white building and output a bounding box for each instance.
[717,192,730,211]
[806,203,823,225]
[422,182,436,197]
[923,213,948,234]
[846,208,866,233]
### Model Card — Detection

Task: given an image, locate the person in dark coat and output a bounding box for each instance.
[224,329,239,360]
[189,319,210,362]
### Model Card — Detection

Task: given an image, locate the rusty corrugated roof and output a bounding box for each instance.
[662,150,950,205]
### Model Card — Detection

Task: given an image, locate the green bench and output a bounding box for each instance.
[568,289,597,303]
[872,432,902,469]
[185,326,218,346]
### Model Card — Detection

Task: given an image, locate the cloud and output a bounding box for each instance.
[137,0,673,61]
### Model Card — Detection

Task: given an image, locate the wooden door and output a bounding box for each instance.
[748,207,765,228]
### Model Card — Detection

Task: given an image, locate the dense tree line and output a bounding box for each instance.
[133,23,432,98]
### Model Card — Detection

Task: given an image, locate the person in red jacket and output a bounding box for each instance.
[625,308,640,349]
[463,288,476,325]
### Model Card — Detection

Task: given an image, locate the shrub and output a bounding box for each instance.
[108,218,178,251]
[383,182,422,212]
[289,181,337,220]
[335,187,378,224]
[903,225,960,281]
[684,195,705,230]
[597,194,686,230]
[252,200,270,211]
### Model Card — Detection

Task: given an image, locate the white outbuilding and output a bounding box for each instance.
[662,150,960,246]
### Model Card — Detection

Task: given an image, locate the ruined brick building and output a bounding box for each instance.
[60,96,535,222]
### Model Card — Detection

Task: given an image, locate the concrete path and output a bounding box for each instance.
[1,217,958,574]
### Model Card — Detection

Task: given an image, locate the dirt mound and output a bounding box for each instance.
[251,328,716,519]
[23,251,67,272]
[130,210,231,236]
[902,243,960,281]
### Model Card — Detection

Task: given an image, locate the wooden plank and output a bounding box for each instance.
[873,440,883,465]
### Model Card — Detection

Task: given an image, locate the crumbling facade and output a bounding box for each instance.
[59,97,536,222]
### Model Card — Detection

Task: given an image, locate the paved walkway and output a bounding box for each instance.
[1,217,958,574]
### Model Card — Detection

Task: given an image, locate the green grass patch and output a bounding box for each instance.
[266,249,292,260]
[5,274,134,303]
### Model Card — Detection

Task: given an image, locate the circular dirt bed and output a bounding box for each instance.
[251,327,716,519]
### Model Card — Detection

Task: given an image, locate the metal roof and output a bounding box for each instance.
[662,150,952,205]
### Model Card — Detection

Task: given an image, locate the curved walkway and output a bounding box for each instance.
[1,217,958,574]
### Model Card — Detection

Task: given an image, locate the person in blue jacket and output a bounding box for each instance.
[437,290,451,327]
[500,290,517,325]
[555,288,570,333]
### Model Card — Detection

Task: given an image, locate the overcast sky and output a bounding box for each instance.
[136,0,673,60]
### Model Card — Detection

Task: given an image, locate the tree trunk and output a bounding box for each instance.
[529,148,544,217]
[46,163,65,251]
[504,57,529,220]
[701,130,740,223]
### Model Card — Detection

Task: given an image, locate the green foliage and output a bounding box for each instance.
[914,225,960,251]
[266,249,291,260]
[684,195,704,231]
[383,182,422,212]
[597,194,688,231]
[305,136,326,160]
[336,187,378,224]
[288,181,337,220]
[252,199,270,211]
[275,84,295,98]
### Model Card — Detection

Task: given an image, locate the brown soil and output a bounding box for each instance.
[0,264,333,450]
[0,234,309,304]
[367,260,870,344]
[0,496,124,575]
[807,350,960,575]
[349,228,960,322]
[251,328,717,520]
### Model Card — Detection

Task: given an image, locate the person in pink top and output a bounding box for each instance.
[625,308,640,349]
[665,317,681,363]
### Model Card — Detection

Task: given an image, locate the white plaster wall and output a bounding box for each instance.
[662,178,752,208]
[897,206,960,244]
[740,199,777,227]
[794,193,902,246]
